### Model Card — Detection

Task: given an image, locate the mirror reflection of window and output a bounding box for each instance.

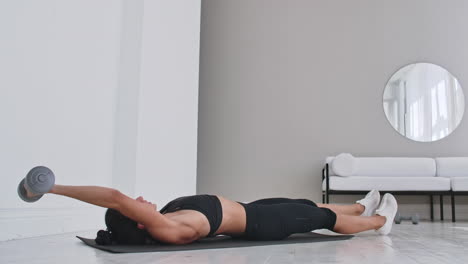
[383,63,465,142]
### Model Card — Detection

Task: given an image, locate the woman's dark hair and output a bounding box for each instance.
[95,208,157,245]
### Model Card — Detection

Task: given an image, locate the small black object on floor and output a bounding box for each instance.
[77,232,353,253]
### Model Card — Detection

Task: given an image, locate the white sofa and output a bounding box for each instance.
[435,157,468,221]
[322,155,468,221]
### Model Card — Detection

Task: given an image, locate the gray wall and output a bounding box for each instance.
[197,0,468,218]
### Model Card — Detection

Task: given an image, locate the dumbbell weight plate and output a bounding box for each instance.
[412,214,420,224]
[25,166,55,194]
[18,178,43,202]
[394,213,402,224]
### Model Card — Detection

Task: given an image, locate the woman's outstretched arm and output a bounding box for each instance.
[48,185,169,230]
[49,185,125,209]
[47,185,198,244]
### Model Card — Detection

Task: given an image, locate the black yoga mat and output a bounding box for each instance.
[77,233,353,253]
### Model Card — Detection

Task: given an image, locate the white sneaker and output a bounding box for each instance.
[375,193,398,235]
[356,190,380,217]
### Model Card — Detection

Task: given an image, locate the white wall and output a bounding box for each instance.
[198,0,468,220]
[0,0,201,241]
[0,0,122,240]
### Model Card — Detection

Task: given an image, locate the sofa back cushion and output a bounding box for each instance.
[326,157,436,177]
[436,157,468,177]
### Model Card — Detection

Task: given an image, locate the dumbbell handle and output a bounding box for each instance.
[398,216,414,220]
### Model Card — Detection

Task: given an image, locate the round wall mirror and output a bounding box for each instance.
[383,63,465,142]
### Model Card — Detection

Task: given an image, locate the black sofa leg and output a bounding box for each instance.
[430,195,434,221]
[440,195,444,221]
[451,193,456,223]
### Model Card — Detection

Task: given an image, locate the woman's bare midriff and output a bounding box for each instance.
[162,195,246,238]
[215,195,247,236]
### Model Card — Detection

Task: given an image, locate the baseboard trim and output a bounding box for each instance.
[0,207,107,241]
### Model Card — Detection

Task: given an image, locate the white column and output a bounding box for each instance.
[134,0,201,206]
[112,0,144,196]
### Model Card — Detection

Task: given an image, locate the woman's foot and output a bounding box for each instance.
[356,190,380,216]
[375,193,398,235]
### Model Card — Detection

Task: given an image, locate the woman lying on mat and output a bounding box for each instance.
[19,166,398,245]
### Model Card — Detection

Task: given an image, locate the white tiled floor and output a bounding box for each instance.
[1,221,468,264]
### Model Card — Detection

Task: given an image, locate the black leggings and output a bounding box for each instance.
[240,198,337,241]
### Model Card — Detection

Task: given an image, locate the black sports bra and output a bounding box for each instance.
[159,194,223,236]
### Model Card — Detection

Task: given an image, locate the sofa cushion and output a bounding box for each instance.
[331,153,356,176]
[326,157,436,177]
[436,157,468,177]
[450,177,468,191]
[326,157,337,176]
[322,176,451,191]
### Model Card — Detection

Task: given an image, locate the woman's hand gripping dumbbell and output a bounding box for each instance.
[17,166,55,202]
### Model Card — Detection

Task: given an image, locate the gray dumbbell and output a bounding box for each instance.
[18,166,55,202]
[394,212,419,224]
